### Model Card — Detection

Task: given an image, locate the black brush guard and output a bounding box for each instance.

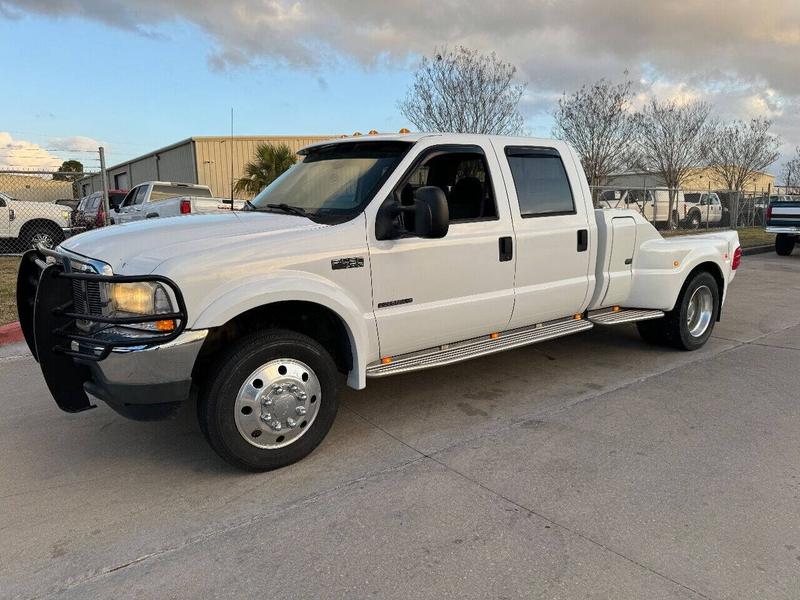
[17,248,187,413]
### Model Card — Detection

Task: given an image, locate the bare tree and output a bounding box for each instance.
[552,78,637,187]
[781,147,800,189]
[706,118,780,191]
[633,99,713,228]
[399,46,526,135]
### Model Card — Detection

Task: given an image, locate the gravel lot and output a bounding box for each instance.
[1,252,799,599]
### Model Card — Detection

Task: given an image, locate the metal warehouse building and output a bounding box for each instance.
[78,135,334,199]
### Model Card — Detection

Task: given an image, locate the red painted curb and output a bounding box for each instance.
[0,321,24,346]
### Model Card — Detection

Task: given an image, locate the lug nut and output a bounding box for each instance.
[260,412,273,423]
[273,385,284,393]
[297,393,307,401]
[296,406,307,416]
[287,418,297,429]
[272,421,282,431]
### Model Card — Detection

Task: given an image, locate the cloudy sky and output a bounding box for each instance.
[1,0,799,175]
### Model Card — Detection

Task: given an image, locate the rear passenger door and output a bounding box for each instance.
[492,143,593,328]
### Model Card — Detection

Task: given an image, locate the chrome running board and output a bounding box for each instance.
[367,317,594,378]
[588,308,664,325]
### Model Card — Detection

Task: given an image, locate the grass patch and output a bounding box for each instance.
[1,256,21,326]
[662,227,774,248]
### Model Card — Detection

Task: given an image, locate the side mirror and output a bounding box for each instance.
[412,186,449,238]
[113,205,120,213]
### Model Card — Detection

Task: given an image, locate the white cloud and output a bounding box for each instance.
[48,135,104,153]
[0,132,62,170]
[3,0,800,165]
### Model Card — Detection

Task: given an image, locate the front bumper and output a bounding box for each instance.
[17,247,202,421]
[77,330,207,420]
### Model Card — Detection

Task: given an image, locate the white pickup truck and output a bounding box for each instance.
[18,133,741,471]
[113,181,239,224]
[0,191,77,250]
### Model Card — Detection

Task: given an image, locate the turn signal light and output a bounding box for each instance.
[154,319,176,332]
[399,128,410,134]
[180,199,191,214]
[489,332,500,340]
[732,246,742,270]
[381,357,392,365]
[574,313,583,320]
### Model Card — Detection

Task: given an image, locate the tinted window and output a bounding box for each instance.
[400,149,497,222]
[505,147,575,217]
[250,141,411,224]
[151,185,212,201]
[133,186,148,205]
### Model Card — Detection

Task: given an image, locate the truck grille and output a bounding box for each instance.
[71,279,104,316]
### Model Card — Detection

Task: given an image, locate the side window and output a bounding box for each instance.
[399,149,497,223]
[0,198,5,208]
[134,186,149,205]
[505,147,575,217]
[121,187,138,207]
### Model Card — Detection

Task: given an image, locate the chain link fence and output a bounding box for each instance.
[590,184,789,233]
[0,168,100,255]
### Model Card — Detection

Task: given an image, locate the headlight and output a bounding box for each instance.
[110,282,173,315]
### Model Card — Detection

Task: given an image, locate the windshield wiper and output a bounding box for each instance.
[244,199,257,211]
[265,203,309,217]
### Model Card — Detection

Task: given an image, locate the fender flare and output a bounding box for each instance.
[191,271,375,389]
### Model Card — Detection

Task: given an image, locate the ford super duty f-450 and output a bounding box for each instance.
[18,133,741,470]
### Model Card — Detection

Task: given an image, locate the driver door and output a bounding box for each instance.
[368,142,516,358]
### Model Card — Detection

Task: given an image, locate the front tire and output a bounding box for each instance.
[198,329,341,471]
[636,271,719,351]
[775,233,795,256]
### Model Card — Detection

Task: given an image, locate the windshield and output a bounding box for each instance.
[249,141,412,223]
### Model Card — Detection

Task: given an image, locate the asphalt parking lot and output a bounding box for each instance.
[2,252,800,599]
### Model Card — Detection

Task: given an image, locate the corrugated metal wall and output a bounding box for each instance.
[194,136,335,199]
[76,136,335,199]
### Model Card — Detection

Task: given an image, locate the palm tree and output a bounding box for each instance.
[234,143,297,195]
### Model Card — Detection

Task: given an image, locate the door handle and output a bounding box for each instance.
[577,229,588,252]
[499,236,513,262]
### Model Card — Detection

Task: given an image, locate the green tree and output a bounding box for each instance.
[52,159,84,181]
[234,143,296,195]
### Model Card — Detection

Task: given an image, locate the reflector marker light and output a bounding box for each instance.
[381,357,392,365]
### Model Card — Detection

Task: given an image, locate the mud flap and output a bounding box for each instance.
[33,264,96,413]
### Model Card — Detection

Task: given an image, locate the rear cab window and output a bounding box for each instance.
[504,146,575,217]
[150,185,213,202]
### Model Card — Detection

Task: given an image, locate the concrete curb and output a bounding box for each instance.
[0,322,23,346]
[742,245,774,256]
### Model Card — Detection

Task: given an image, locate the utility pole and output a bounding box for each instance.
[99,147,111,225]
[230,107,235,210]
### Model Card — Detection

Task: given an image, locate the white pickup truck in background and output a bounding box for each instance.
[683,192,724,228]
[0,190,77,249]
[19,133,741,472]
[113,181,241,224]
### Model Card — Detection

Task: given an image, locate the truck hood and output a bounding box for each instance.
[60,212,324,273]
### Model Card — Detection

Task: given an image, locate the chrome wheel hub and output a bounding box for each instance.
[31,232,54,249]
[686,285,713,338]
[234,358,321,449]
